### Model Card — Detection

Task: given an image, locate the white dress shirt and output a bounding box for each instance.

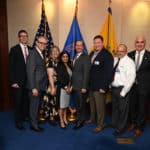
[135,49,145,69]
[112,55,136,97]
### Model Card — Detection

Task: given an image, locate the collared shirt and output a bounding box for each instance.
[20,43,29,61]
[36,47,44,59]
[135,49,145,68]
[91,50,100,63]
[112,55,136,97]
[73,52,82,65]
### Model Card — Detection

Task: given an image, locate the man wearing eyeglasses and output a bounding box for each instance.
[128,35,150,137]
[26,36,48,132]
[9,29,31,130]
[111,44,136,136]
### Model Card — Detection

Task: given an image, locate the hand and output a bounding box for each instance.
[11,83,20,88]
[99,89,106,93]
[32,88,39,96]
[66,86,73,94]
[51,87,56,96]
[81,88,87,94]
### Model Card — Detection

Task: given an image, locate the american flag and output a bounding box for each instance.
[32,0,54,54]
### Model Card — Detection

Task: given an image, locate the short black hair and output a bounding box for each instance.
[18,29,28,37]
[93,35,104,42]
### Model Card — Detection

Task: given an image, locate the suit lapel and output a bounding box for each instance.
[18,45,26,64]
[138,50,148,70]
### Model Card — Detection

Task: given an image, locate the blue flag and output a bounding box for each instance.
[32,1,54,53]
[63,15,88,109]
[63,15,88,59]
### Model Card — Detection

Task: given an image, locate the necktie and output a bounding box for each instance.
[112,58,120,81]
[24,46,28,62]
[73,54,79,66]
[136,52,140,70]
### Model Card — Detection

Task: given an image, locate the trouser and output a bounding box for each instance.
[89,91,106,128]
[13,87,29,124]
[29,90,43,128]
[129,84,149,130]
[73,90,88,123]
[112,86,129,132]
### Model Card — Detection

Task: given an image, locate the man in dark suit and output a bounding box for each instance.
[26,36,48,132]
[128,35,150,137]
[9,30,31,130]
[72,40,91,129]
[86,35,114,133]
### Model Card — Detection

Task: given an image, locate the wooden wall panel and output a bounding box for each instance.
[0,0,12,110]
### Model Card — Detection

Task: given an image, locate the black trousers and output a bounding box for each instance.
[13,87,29,124]
[73,90,88,123]
[112,87,129,132]
[129,84,149,130]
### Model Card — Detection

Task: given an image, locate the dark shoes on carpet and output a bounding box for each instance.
[30,126,44,132]
[16,123,25,130]
[113,130,124,136]
[134,129,142,137]
[73,122,84,130]
[93,126,103,133]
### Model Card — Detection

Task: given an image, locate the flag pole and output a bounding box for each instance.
[68,0,79,122]
[107,0,112,50]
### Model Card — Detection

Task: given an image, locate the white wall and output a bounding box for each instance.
[7,0,150,51]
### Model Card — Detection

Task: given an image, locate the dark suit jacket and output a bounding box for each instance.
[89,48,114,91]
[72,52,91,90]
[26,48,47,91]
[56,62,71,89]
[9,44,31,87]
[128,50,150,93]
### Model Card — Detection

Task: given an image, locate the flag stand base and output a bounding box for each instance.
[68,107,76,122]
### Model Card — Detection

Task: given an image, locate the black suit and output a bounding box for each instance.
[128,50,150,130]
[89,48,114,127]
[9,44,31,124]
[26,48,48,128]
[72,52,91,123]
[90,48,114,92]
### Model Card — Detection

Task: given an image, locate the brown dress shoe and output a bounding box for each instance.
[134,129,142,137]
[85,120,93,124]
[128,124,135,132]
[93,127,103,133]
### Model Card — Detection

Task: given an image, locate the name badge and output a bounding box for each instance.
[94,61,100,65]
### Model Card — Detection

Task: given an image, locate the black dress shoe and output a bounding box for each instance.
[16,123,25,130]
[73,122,84,130]
[30,126,44,132]
[113,130,123,136]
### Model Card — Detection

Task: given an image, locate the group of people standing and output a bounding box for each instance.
[9,29,150,138]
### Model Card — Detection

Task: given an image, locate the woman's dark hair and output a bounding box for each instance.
[59,51,72,68]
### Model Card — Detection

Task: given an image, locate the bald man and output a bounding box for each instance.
[128,35,150,137]
[111,44,136,136]
[26,36,48,132]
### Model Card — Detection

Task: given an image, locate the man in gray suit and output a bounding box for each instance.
[72,40,91,129]
[26,36,48,132]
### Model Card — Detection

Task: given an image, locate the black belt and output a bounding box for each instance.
[112,86,124,89]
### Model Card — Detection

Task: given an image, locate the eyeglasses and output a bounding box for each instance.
[19,35,28,37]
[38,41,47,45]
[135,41,145,44]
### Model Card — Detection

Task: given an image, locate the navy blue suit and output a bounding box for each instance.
[90,48,114,92]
